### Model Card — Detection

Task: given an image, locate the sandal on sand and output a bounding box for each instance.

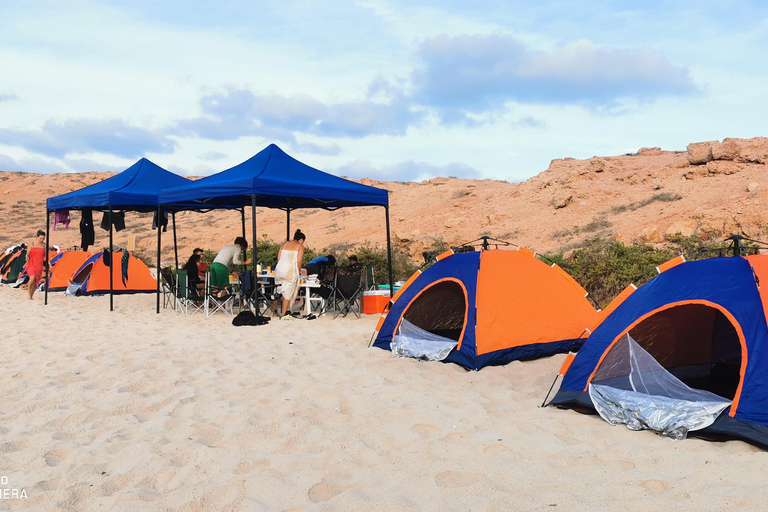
[280,314,296,321]
[305,314,317,320]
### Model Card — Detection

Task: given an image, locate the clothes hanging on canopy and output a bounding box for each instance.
[80,209,95,251]
[121,251,130,286]
[100,211,126,232]
[152,211,169,232]
[53,209,70,231]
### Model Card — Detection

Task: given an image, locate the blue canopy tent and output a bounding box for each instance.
[157,144,393,314]
[45,158,192,310]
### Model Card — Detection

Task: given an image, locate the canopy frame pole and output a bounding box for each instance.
[385,205,394,296]
[44,209,50,306]
[172,212,179,270]
[156,205,162,314]
[286,207,291,241]
[251,196,258,272]
[241,208,246,240]
[251,195,259,314]
[109,208,114,312]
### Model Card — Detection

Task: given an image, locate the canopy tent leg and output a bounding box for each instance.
[251,196,257,273]
[44,209,50,306]
[241,208,246,240]
[286,208,291,241]
[172,212,179,270]
[385,205,394,297]
[109,209,114,312]
[156,205,162,314]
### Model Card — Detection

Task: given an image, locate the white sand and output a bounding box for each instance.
[0,286,766,511]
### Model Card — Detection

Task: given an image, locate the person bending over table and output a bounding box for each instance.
[275,229,306,320]
[211,237,251,298]
[305,254,336,281]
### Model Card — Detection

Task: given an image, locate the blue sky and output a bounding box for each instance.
[0,0,766,181]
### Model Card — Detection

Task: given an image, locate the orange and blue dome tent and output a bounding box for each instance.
[70,251,156,295]
[45,251,93,291]
[548,253,768,448]
[372,248,599,370]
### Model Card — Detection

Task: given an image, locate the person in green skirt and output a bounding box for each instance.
[210,237,252,298]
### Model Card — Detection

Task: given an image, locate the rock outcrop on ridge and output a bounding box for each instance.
[0,137,766,262]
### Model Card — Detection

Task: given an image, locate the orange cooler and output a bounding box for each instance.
[362,290,391,314]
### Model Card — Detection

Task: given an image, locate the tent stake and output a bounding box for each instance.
[541,374,561,408]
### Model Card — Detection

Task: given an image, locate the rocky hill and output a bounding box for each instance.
[1,137,766,265]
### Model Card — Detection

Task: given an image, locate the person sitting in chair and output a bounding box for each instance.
[345,254,363,272]
[193,247,207,281]
[184,253,205,292]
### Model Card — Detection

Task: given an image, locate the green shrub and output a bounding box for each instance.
[543,234,759,309]
[352,242,419,285]
[545,238,675,309]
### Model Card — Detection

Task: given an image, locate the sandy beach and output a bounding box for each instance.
[0,286,765,511]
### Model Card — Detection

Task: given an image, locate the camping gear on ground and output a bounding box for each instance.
[1,246,27,284]
[232,310,270,326]
[549,255,768,448]
[69,251,156,295]
[372,248,599,370]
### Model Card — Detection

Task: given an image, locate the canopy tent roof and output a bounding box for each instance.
[46,158,191,212]
[158,144,389,210]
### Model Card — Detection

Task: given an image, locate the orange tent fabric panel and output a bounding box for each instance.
[86,252,156,293]
[517,247,536,258]
[475,250,599,355]
[391,270,421,303]
[656,255,686,274]
[48,251,92,290]
[550,263,588,298]
[747,255,768,333]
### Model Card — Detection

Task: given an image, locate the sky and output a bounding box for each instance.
[0,0,766,182]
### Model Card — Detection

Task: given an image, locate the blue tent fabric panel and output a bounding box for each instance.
[47,158,191,211]
[472,338,575,369]
[560,257,768,424]
[158,144,388,209]
[374,252,480,369]
[73,252,101,292]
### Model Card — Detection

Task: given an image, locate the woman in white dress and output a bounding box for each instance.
[274,229,306,319]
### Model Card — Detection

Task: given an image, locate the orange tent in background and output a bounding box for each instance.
[372,248,599,370]
[46,251,92,291]
[72,251,156,295]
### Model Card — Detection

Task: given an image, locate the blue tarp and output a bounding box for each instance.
[47,158,191,212]
[158,144,388,209]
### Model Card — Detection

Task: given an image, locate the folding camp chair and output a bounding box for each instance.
[175,269,204,315]
[237,270,277,316]
[364,264,376,290]
[328,267,365,318]
[205,270,234,316]
[160,267,176,310]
